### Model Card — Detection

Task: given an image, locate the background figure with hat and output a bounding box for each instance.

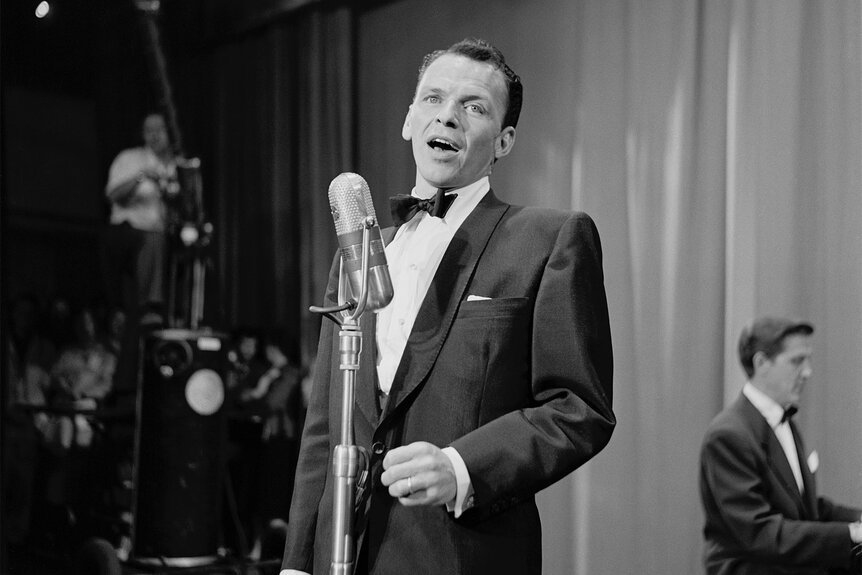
[699,316,862,574]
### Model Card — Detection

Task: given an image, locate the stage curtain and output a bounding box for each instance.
[210,7,353,363]
[568,2,862,572]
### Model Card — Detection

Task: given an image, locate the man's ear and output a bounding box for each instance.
[752,351,771,374]
[401,105,414,141]
[494,126,516,160]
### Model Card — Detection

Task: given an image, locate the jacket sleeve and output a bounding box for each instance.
[817,496,862,524]
[281,254,340,572]
[451,212,615,511]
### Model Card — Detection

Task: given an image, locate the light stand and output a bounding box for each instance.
[309,217,377,575]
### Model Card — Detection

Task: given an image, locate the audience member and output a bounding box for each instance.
[47,306,116,450]
[225,330,302,559]
[45,296,75,351]
[3,294,54,546]
[101,307,126,359]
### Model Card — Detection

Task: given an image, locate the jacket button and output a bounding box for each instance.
[372,441,386,455]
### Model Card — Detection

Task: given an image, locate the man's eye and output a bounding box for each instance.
[466,104,485,114]
[425,95,441,104]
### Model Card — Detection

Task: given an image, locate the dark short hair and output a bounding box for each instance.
[737,316,814,378]
[416,38,523,130]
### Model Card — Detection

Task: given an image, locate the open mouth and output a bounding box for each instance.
[427,138,459,153]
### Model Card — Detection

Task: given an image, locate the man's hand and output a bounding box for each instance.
[381,441,457,507]
[850,521,862,544]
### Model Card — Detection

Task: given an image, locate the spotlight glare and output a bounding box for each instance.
[35,1,50,18]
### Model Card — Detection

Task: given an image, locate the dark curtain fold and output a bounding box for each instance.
[210,7,353,363]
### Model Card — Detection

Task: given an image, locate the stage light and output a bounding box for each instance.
[35,1,50,18]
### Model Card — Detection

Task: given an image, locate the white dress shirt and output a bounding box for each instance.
[742,383,804,493]
[375,177,489,393]
[106,146,175,232]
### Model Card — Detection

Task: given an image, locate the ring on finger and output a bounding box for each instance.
[406,476,414,495]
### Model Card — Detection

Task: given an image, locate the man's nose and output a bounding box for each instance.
[435,100,460,127]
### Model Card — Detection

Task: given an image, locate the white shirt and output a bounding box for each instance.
[280,179,489,575]
[106,147,176,232]
[742,383,804,493]
[375,177,489,393]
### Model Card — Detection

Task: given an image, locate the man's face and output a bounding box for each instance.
[402,54,516,192]
[142,114,170,155]
[755,334,813,409]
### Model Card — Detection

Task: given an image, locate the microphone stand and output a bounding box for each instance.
[309,217,376,575]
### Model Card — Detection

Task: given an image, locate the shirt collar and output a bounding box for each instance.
[742,382,785,429]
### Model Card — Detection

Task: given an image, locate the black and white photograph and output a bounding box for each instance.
[2,1,861,574]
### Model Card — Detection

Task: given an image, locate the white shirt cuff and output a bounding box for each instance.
[442,446,474,517]
[280,570,309,575]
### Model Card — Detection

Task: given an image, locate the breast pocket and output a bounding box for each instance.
[456,296,530,320]
[443,296,533,427]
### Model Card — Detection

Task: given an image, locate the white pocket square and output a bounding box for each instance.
[807,450,819,474]
[467,294,491,301]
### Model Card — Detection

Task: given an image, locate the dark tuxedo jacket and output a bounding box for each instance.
[282,190,615,575]
[699,394,860,575]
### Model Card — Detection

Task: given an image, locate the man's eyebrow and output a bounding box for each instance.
[419,86,444,95]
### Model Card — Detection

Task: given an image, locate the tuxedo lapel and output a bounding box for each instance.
[738,397,807,516]
[762,432,807,514]
[790,421,819,519]
[379,191,509,424]
[353,311,379,427]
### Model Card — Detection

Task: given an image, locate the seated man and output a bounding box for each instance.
[699,316,862,574]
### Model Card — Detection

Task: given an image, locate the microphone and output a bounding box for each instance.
[328,172,394,312]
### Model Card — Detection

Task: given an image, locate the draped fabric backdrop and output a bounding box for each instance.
[209,1,862,572]
[211,8,353,363]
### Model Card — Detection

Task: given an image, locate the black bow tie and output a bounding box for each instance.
[389,189,457,228]
[781,405,798,424]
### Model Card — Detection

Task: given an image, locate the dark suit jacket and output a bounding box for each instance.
[282,191,615,575]
[699,394,860,575]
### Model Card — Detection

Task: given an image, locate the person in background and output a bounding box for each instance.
[281,38,614,575]
[36,306,117,536]
[45,296,75,351]
[101,307,126,360]
[101,112,178,330]
[47,306,116,450]
[2,294,54,548]
[225,331,302,560]
[101,112,178,411]
[256,337,303,544]
[699,316,862,574]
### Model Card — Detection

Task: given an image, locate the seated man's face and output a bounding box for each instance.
[759,334,813,408]
[402,53,515,191]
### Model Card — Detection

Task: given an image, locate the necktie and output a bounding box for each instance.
[781,405,798,424]
[389,189,457,228]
